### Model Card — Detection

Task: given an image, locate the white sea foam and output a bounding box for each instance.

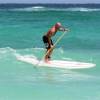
[66,7,100,12]
[7,6,100,12]
[9,6,46,12]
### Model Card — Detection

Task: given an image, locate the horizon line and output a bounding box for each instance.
[0,3,100,4]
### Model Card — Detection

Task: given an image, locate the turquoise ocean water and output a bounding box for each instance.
[0,4,100,100]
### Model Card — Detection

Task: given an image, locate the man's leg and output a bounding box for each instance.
[44,47,54,62]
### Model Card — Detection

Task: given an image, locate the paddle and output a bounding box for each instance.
[36,29,69,67]
[43,30,69,61]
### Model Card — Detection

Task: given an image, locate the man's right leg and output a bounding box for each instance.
[44,47,53,62]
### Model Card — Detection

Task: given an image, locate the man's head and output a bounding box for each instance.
[55,22,61,29]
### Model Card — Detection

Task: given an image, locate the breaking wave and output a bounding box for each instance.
[8,6,46,12]
[1,6,100,12]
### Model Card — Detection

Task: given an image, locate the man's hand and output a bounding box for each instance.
[51,45,54,49]
[64,28,69,32]
[59,27,69,32]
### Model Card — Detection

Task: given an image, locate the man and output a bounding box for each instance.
[42,22,68,62]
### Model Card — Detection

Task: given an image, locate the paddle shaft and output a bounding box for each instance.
[43,31,67,59]
[36,31,68,66]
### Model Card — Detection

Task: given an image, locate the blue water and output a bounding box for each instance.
[0,4,100,100]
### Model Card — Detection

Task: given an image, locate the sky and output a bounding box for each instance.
[0,0,100,4]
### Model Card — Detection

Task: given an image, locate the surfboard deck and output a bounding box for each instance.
[16,55,96,69]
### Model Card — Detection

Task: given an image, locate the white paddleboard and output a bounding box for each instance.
[16,55,96,69]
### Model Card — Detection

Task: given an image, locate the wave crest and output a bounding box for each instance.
[66,7,100,12]
[6,6,100,12]
[9,6,46,12]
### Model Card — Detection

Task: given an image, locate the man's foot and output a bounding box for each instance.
[44,55,51,63]
[44,58,50,63]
